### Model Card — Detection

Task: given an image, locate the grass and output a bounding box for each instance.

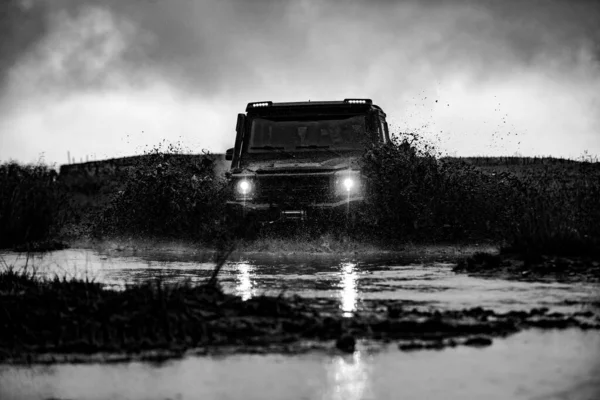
[500,161,600,257]
[0,162,64,249]
[0,252,293,358]
[0,260,330,359]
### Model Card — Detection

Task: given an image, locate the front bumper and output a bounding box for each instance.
[226,197,365,222]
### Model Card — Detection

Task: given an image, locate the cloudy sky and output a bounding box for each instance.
[0,0,599,165]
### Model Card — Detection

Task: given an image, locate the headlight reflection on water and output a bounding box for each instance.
[235,262,255,301]
[325,352,370,400]
[329,263,368,400]
[340,262,358,317]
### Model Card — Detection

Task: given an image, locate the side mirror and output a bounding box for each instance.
[225,148,234,161]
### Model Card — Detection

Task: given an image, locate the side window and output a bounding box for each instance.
[380,116,390,143]
[374,115,389,144]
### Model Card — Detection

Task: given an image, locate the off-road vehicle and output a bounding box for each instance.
[225,98,389,227]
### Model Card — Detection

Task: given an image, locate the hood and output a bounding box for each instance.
[244,156,362,174]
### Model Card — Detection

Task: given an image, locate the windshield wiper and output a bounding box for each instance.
[296,145,342,157]
[250,145,296,159]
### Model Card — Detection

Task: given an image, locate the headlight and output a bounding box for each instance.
[336,173,361,195]
[342,177,355,191]
[237,179,252,195]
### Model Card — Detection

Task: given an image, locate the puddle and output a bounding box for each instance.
[1,329,599,400]
[1,248,599,399]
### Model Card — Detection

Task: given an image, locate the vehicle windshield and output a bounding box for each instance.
[248,115,367,152]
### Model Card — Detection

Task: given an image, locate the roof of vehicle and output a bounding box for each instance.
[245,99,386,116]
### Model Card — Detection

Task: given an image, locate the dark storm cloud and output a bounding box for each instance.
[1,0,307,95]
[0,0,49,89]
[483,0,600,66]
[2,0,599,96]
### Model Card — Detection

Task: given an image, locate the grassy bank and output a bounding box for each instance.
[2,265,598,363]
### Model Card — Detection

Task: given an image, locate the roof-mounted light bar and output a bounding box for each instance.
[344,98,372,105]
[248,101,273,108]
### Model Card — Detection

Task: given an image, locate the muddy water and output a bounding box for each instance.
[1,248,599,400]
[1,249,598,314]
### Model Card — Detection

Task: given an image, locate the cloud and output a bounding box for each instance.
[0,0,599,163]
[0,0,49,90]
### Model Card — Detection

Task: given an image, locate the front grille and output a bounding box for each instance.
[255,174,332,205]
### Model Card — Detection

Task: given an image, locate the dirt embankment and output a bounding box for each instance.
[2,268,599,365]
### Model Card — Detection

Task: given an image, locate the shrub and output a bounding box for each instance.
[94,143,229,242]
[0,162,64,248]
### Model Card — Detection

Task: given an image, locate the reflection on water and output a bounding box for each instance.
[236,263,255,301]
[2,330,599,400]
[340,262,358,317]
[232,260,360,313]
[325,352,370,400]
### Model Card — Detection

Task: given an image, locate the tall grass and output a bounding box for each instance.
[503,161,600,255]
[0,162,64,248]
